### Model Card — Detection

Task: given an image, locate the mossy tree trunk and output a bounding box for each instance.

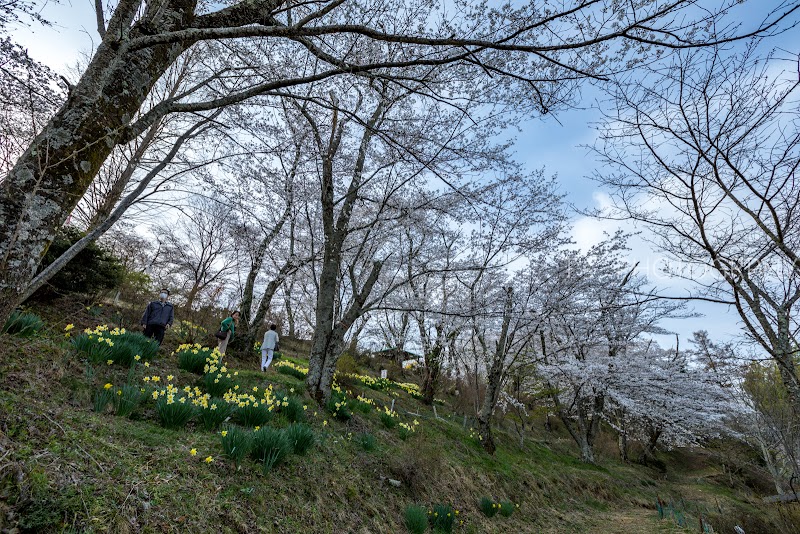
[0,0,198,322]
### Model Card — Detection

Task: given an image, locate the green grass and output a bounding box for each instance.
[2,315,798,533]
[2,311,44,337]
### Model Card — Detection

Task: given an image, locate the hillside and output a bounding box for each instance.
[0,303,798,533]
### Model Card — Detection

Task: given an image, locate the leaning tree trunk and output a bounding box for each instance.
[229,269,290,357]
[19,117,210,302]
[0,1,196,324]
[477,287,513,454]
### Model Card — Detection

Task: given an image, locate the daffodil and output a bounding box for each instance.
[221,430,228,437]
[104,383,112,389]
[204,456,213,463]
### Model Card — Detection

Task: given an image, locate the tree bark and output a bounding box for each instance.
[302,98,385,404]
[306,258,383,404]
[478,286,514,454]
[20,117,210,301]
[0,0,197,322]
[421,341,442,405]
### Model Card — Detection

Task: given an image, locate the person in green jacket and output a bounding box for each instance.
[217,310,239,355]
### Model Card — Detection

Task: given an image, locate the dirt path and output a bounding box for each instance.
[584,508,690,533]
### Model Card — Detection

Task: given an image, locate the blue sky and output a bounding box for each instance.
[10,1,799,348]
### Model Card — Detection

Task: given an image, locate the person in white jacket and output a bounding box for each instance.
[261,324,279,371]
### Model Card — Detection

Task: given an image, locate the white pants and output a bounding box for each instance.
[261,348,274,370]
[218,331,231,354]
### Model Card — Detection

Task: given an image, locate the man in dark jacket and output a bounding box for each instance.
[140,288,174,345]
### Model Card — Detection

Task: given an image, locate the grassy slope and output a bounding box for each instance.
[0,308,798,533]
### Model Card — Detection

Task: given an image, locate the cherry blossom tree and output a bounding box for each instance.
[535,234,684,463]
[1,0,793,325]
[594,41,800,415]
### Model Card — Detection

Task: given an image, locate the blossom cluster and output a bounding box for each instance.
[222,384,281,410]
[149,377,209,407]
[82,324,126,347]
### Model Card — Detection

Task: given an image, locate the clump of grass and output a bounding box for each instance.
[275,361,307,380]
[201,372,236,397]
[404,504,428,534]
[72,327,158,366]
[479,496,497,517]
[176,344,215,374]
[349,398,373,415]
[72,334,113,364]
[155,396,196,430]
[356,432,377,452]
[2,311,44,337]
[197,398,235,431]
[250,427,290,472]
[285,423,315,455]
[398,422,415,441]
[379,407,399,429]
[113,384,144,417]
[282,396,306,423]
[233,402,272,428]
[93,386,114,413]
[110,331,159,365]
[327,394,352,421]
[498,501,514,517]
[221,426,251,468]
[430,504,455,533]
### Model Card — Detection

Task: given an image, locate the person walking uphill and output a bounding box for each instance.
[217,311,239,355]
[261,324,279,371]
[141,288,174,345]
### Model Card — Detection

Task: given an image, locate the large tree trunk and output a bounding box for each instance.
[775,312,800,417]
[306,323,347,404]
[306,249,343,403]
[0,1,196,323]
[19,117,209,301]
[306,257,382,404]
[477,287,513,454]
[421,343,442,405]
[578,435,596,464]
[618,423,629,462]
[303,99,384,404]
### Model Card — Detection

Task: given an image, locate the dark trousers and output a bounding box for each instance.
[144,324,166,345]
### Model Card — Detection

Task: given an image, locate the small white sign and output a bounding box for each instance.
[380,369,388,379]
